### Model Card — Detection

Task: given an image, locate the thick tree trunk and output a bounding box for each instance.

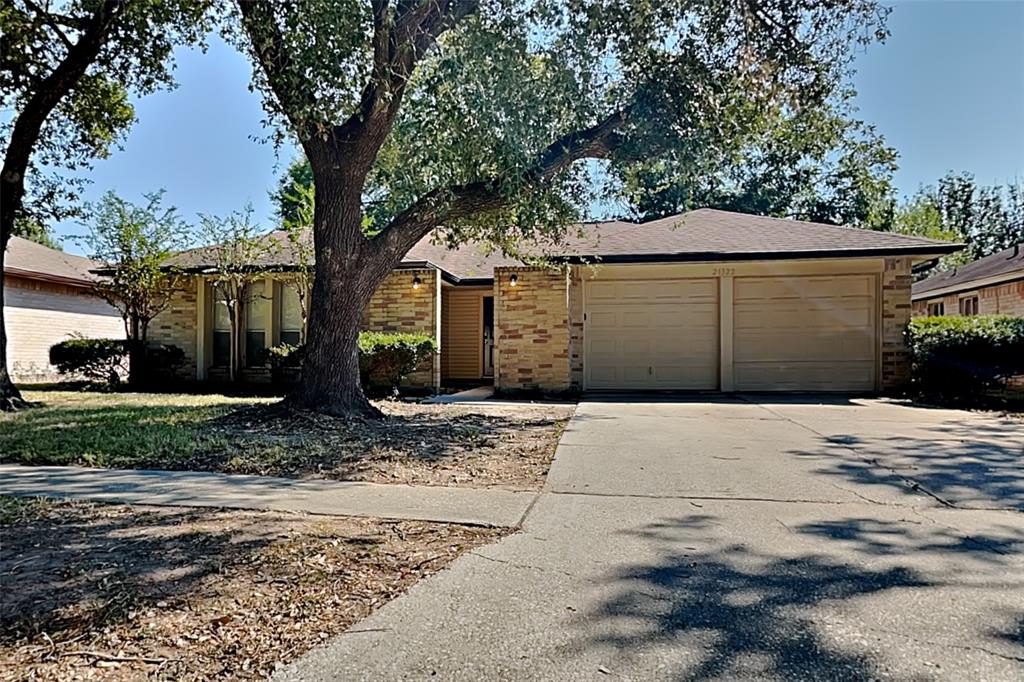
[284,175,393,418]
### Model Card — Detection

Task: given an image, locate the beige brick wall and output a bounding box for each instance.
[914,279,1024,317]
[4,275,126,383]
[361,268,440,389]
[881,258,913,391]
[494,266,571,393]
[149,282,199,381]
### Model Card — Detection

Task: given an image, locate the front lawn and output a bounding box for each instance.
[0,390,574,490]
[0,496,504,680]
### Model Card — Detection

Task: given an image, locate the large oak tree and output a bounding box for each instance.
[0,0,208,410]
[232,0,888,417]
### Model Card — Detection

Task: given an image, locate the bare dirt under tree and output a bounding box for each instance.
[0,496,507,681]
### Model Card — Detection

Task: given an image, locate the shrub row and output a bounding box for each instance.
[49,338,186,387]
[906,315,1024,402]
[267,332,436,395]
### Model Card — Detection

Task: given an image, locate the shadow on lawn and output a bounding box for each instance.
[789,418,1024,511]
[0,395,562,483]
[576,514,1023,681]
[0,499,298,644]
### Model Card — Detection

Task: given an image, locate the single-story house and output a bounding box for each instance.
[148,208,960,394]
[912,244,1024,317]
[3,236,125,382]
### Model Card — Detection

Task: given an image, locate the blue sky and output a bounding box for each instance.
[53,0,1024,254]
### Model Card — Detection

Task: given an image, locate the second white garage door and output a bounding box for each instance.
[732,274,877,391]
[585,279,719,390]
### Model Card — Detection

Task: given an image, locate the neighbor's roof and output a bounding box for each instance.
[3,236,103,287]
[912,243,1024,299]
[164,208,962,282]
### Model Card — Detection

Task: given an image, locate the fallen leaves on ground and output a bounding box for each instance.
[0,496,507,681]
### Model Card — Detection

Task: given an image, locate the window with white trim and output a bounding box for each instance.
[958,295,979,316]
[279,284,303,346]
[926,301,945,316]
[245,280,267,366]
[212,284,231,367]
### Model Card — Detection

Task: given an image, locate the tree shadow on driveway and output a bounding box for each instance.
[790,418,1024,510]
[571,513,1023,680]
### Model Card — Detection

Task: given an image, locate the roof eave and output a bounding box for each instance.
[549,244,964,265]
[4,266,94,288]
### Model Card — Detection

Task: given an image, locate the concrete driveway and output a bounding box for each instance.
[278,397,1024,681]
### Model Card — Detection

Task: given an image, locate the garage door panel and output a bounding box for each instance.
[733,274,876,392]
[735,362,874,391]
[585,279,719,390]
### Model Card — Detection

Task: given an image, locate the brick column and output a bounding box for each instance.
[494,266,571,394]
[881,257,912,391]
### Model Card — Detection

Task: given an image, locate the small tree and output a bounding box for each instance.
[281,181,315,343]
[81,190,190,385]
[199,207,272,382]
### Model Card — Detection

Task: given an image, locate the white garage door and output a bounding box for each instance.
[733,275,876,391]
[585,279,719,390]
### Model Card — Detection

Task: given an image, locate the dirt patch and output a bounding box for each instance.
[193,401,575,490]
[0,496,506,681]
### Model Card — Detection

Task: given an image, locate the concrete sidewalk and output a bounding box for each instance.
[0,464,535,527]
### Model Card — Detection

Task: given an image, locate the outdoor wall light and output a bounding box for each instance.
[412,276,422,290]
[509,274,518,287]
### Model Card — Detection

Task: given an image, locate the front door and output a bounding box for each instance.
[482,296,494,378]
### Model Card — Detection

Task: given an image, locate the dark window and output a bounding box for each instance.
[927,302,945,316]
[959,296,979,316]
[213,331,231,367]
[246,331,266,366]
[280,330,301,346]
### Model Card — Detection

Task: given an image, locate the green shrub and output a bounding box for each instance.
[906,315,1024,401]
[141,343,186,382]
[264,342,305,369]
[49,338,129,385]
[359,332,437,395]
[262,333,436,394]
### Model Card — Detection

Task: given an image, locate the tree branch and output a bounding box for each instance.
[372,106,633,259]
[1,0,123,249]
[334,0,479,170]
[235,0,320,140]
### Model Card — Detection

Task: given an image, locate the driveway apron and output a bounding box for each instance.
[277,396,1024,681]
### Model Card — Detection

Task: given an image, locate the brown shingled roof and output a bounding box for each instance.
[913,243,1024,298]
[3,236,103,287]
[162,208,961,282]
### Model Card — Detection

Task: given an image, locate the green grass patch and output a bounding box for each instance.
[0,391,271,470]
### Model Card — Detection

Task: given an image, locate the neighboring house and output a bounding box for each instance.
[912,244,1024,318]
[149,208,959,394]
[3,236,125,382]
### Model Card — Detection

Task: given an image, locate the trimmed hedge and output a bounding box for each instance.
[264,332,437,394]
[358,332,436,394]
[49,338,128,385]
[49,339,186,387]
[906,315,1024,401]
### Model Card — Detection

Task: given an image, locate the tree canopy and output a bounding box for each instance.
[229,0,891,415]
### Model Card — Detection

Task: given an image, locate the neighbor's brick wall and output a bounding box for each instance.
[149,281,198,381]
[361,268,440,390]
[4,275,126,382]
[494,266,571,393]
[881,258,912,391]
[914,280,1024,317]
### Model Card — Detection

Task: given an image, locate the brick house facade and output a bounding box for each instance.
[150,209,957,395]
[912,244,1024,319]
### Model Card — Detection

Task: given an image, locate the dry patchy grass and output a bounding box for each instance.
[0,496,506,681]
[0,391,574,490]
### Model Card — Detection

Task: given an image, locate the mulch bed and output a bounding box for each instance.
[0,496,506,681]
